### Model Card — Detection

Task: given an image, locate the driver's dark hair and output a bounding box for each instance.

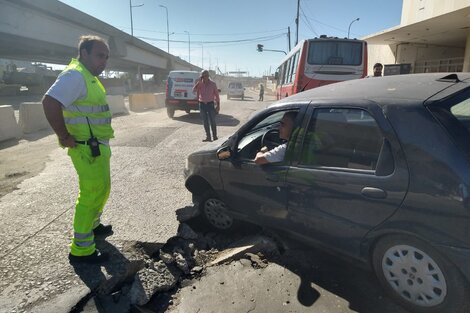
[283,111,297,122]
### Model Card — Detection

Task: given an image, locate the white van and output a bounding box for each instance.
[227,81,244,100]
[165,70,200,118]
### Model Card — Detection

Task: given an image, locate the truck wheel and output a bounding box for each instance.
[167,107,175,118]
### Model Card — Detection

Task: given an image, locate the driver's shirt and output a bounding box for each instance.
[264,143,287,163]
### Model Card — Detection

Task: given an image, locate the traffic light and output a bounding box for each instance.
[257,44,264,52]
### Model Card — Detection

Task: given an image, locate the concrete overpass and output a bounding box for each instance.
[0,0,201,75]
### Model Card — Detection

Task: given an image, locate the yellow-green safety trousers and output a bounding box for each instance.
[68,143,111,256]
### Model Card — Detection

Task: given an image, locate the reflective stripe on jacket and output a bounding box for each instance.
[62,59,114,141]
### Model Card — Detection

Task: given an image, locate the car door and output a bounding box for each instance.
[285,101,409,257]
[219,107,304,226]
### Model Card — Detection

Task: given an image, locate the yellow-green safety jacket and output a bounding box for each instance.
[62,58,114,141]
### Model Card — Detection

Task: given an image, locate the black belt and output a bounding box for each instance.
[75,140,87,145]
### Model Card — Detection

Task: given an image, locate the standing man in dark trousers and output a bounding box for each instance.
[42,35,114,264]
[193,70,220,142]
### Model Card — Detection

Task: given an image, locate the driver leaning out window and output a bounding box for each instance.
[254,112,296,164]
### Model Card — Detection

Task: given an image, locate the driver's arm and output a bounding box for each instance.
[255,143,287,164]
[254,151,269,164]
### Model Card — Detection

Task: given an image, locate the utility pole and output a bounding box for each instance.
[287,26,291,51]
[295,0,300,45]
[129,0,143,37]
[159,5,170,53]
[184,31,190,63]
[348,18,360,39]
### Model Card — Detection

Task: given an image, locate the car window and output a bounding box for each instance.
[237,110,298,160]
[299,108,383,171]
[431,94,470,158]
[450,98,470,130]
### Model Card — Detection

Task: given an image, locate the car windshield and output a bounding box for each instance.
[307,40,363,66]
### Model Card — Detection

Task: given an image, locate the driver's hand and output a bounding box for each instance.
[260,146,268,153]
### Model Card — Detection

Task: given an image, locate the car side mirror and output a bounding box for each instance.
[217,146,232,160]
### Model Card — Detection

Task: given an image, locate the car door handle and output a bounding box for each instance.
[361,187,387,199]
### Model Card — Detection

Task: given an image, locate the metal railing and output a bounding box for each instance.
[414,57,464,73]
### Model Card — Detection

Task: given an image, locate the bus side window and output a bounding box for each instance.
[290,52,299,82]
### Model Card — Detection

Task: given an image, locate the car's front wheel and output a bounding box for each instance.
[372,234,470,313]
[200,192,234,231]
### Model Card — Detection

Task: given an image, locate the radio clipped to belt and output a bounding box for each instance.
[86,117,101,157]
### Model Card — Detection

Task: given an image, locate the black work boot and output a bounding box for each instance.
[93,223,113,237]
[68,250,109,264]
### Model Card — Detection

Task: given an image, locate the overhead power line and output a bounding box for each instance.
[137,33,286,45]
[300,6,319,36]
[119,26,288,37]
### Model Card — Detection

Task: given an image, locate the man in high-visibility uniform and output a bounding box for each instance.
[43,35,114,264]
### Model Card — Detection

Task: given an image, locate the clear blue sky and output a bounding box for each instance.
[59,0,403,77]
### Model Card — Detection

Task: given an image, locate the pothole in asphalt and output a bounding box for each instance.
[69,206,282,313]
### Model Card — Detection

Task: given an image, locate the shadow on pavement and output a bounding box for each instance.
[69,239,136,313]
[183,215,408,313]
[172,112,240,127]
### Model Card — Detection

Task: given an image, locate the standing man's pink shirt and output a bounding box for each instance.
[193,79,220,104]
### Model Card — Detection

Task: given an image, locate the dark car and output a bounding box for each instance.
[184,73,470,313]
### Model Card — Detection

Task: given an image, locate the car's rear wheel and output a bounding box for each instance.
[185,109,191,114]
[200,192,234,231]
[167,107,175,118]
[372,234,470,313]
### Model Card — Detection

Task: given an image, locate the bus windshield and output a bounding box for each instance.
[308,41,363,66]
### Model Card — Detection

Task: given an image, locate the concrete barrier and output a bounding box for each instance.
[0,105,21,141]
[18,102,51,134]
[155,93,165,109]
[107,95,127,115]
[128,93,157,112]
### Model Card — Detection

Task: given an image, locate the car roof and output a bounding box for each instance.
[276,73,470,106]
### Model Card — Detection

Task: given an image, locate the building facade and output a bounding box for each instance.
[363,0,470,75]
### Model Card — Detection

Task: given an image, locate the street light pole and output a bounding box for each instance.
[348,17,360,39]
[184,30,191,63]
[159,5,170,53]
[129,0,144,37]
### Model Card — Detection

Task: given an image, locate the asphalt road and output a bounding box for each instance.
[0,89,409,313]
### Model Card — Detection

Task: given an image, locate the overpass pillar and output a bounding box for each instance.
[138,65,144,92]
[463,30,470,72]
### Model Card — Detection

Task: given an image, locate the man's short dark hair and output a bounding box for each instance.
[78,35,108,58]
[283,111,297,122]
[374,63,383,69]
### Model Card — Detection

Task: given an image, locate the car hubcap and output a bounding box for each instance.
[203,198,233,230]
[382,244,447,307]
